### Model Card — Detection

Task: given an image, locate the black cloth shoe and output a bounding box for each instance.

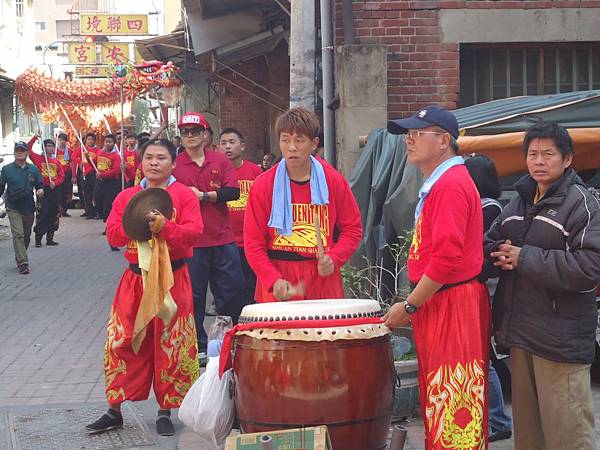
[85,410,123,434]
[46,233,58,246]
[110,246,120,251]
[156,415,174,436]
[489,429,512,442]
[35,239,42,248]
[18,264,29,275]
[80,212,88,217]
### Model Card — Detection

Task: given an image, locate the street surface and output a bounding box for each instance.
[0,212,599,449]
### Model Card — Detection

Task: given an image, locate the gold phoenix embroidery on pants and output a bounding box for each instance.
[159,313,199,406]
[104,307,127,401]
[425,359,485,449]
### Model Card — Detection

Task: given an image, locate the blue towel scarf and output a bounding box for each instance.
[268,155,329,236]
[414,156,464,224]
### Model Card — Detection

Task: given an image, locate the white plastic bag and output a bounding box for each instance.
[179,357,235,447]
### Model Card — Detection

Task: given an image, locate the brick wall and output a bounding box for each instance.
[333,0,600,118]
[218,42,289,163]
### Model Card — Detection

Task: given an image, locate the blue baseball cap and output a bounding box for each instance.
[14,141,29,152]
[387,105,459,139]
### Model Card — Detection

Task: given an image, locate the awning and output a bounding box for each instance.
[214,25,288,66]
[455,90,600,135]
[135,30,192,64]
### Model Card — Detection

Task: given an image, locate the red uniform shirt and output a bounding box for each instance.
[96,149,121,180]
[72,146,99,176]
[173,149,239,248]
[408,165,483,285]
[124,148,139,182]
[54,147,72,172]
[26,138,65,187]
[28,151,65,188]
[228,160,263,247]
[244,162,363,292]
[106,181,204,264]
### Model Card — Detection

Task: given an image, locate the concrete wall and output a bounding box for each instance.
[440,8,600,43]
[164,0,182,33]
[335,45,388,177]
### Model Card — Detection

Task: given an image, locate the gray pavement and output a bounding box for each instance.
[0,212,599,449]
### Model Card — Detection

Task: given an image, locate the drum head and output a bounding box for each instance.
[239,299,383,323]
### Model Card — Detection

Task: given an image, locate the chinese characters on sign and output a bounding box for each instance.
[80,14,149,35]
[75,65,110,78]
[68,43,96,64]
[101,43,130,65]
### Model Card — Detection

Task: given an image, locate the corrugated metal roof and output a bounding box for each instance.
[455,90,600,133]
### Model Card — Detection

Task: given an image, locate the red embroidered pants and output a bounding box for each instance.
[412,280,491,450]
[104,266,199,409]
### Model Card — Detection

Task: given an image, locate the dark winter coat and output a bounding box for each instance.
[484,169,600,364]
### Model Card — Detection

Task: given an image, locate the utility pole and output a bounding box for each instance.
[289,0,315,109]
[320,0,335,165]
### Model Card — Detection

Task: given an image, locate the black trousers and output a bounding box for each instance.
[99,178,121,222]
[83,171,97,216]
[34,186,60,238]
[239,247,257,306]
[60,168,73,212]
[186,244,244,351]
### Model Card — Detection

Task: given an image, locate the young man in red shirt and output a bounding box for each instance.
[123,132,139,187]
[55,132,75,217]
[172,112,243,358]
[384,106,491,450]
[72,132,100,219]
[28,138,65,247]
[219,127,263,305]
[96,134,122,238]
[244,107,362,302]
[86,138,203,436]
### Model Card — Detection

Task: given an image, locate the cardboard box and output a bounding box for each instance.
[225,425,332,450]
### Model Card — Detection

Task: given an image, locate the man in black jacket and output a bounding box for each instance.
[484,121,600,450]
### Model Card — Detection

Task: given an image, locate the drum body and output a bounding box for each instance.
[232,300,395,450]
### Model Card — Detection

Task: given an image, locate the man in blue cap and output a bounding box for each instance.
[384,105,491,449]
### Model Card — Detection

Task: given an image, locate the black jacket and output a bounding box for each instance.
[484,169,600,363]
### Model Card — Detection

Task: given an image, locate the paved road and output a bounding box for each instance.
[1,212,599,449]
[0,212,213,449]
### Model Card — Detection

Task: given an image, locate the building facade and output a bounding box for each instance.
[332,0,600,118]
[0,0,36,153]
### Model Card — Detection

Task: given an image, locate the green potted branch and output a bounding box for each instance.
[341,232,420,420]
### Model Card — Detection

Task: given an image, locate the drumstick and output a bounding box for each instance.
[314,213,324,259]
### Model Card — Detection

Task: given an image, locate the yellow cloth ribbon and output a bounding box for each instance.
[132,238,178,354]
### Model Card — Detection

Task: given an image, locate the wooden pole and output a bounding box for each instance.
[59,104,99,174]
[32,102,53,184]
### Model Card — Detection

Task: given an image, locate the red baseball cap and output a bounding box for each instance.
[178,112,211,130]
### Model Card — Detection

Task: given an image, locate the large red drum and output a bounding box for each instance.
[232,299,395,450]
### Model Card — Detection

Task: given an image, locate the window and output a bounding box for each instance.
[460,44,600,107]
[35,21,46,31]
[15,0,24,18]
